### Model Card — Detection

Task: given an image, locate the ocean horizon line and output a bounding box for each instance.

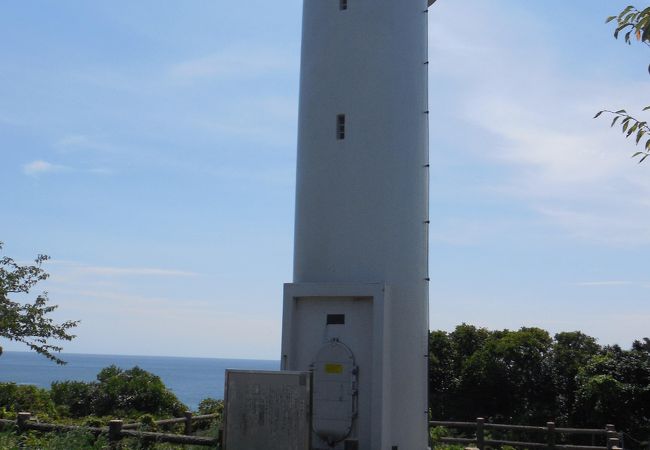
[2,350,279,363]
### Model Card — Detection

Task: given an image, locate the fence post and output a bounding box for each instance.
[16,412,31,433]
[606,425,618,450]
[547,422,556,450]
[476,417,485,450]
[184,411,193,436]
[109,419,123,449]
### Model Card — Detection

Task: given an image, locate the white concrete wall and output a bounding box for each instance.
[292,0,430,448]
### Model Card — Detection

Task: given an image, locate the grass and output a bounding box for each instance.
[0,420,221,449]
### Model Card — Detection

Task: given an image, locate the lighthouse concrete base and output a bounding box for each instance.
[281,282,392,450]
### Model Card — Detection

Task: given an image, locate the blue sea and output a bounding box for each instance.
[0,351,279,410]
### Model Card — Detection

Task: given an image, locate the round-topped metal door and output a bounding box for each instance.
[312,339,358,447]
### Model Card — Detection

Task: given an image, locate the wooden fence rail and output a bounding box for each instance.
[430,418,625,450]
[0,411,221,448]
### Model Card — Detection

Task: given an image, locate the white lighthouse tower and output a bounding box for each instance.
[281,0,431,449]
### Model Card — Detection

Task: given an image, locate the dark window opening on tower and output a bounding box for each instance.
[327,314,345,325]
[337,114,346,140]
[339,0,348,11]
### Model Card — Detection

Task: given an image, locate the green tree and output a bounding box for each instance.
[427,324,650,443]
[595,5,650,162]
[429,324,493,420]
[0,242,78,364]
[550,331,601,425]
[91,366,187,417]
[49,366,188,418]
[458,327,555,424]
[428,330,456,419]
[428,325,557,424]
[560,342,650,438]
[573,351,627,429]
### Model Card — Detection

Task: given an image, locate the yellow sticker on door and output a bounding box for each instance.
[324,363,344,374]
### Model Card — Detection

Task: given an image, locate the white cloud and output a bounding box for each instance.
[22,160,68,176]
[429,1,650,246]
[58,134,94,148]
[58,289,208,309]
[47,288,281,358]
[79,266,199,277]
[535,206,650,245]
[430,217,526,246]
[88,168,113,175]
[192,94,297,148]
[49,260,200,278]
[22,159,114,177]
[204,165,294,186]
[573,281,636,287]
[0,113,21,127]
[56,134,114,153]
[169,45,297,81]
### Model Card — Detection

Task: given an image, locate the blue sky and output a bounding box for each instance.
[1,0,649,359]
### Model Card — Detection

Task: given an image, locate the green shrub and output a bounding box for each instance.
[92,366,187,417]
[429,425,450,443]
[138,413,158,431]
[197,398,223,416]
[0,383,56,416]
[83,416,104,428]
[51,380,95,418]
[432,444,465,450]
[51,366,188,419]
[193,398,223,433]
[0,430,108,450]
[0,366,187,426]
[22,429,108,450]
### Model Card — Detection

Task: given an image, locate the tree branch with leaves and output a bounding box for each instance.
[0,242,79,364]
[595,107,650,162]
[595,5,650,162]
[607,5,650,46]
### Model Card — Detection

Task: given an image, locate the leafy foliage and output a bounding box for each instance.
[594,108,650,162]
[429,325,650,441]
[0,242,78,364]
[0,383,56,417]
[91,365,187,417]
[50,381,95,417]
[551,331,600,423]
[0,367,215,449]
[197,397,223,417]
[574,343,650,438]
[606,5,650,46]
[0,429,108,450]
[596,5,650,162]
[0,366,187,422]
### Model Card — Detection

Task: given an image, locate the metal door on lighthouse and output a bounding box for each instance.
[312,339,358,447]
[290,296,373,449]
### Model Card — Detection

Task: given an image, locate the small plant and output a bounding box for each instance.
[138,413,158,431]
[83,416,104,428]
[197,398,223,416]
[429,425,450,443]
